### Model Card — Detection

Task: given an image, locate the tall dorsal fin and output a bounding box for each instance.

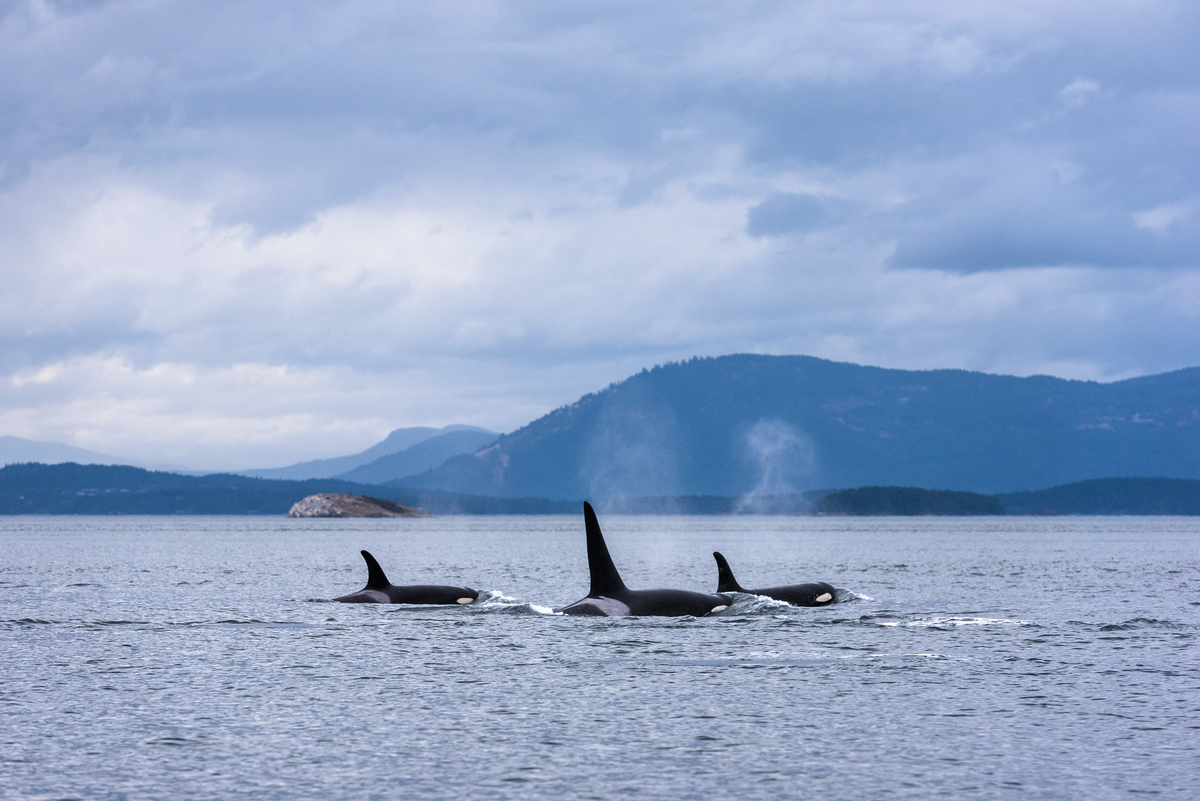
[584,502,626,596]
[360,550,392,590]
[713,552,746,593]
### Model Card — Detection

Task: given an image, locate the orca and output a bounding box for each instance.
[713,551,836,606]
[334,550,479,605]
[557,502,732,617]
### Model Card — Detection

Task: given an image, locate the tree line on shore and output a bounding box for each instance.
[2,462,1198,516]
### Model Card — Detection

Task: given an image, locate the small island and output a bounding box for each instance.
[812,486,1005,516]
[287,493,431,518]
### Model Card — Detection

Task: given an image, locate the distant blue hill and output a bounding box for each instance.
[335,429,499,484]
[396,354,1200,498]
[997,477,1200,515]
[238,425,495,480]
[0,435,132,467]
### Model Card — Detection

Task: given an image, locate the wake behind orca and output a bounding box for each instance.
[713,551,836,606]
[334,550,479,605]
[557,502,731,617]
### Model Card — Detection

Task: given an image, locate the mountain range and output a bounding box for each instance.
[0,435,138,468]
[394,354,1200,498]
[3,425,499,484]
[332,428,498,483]
[237,424,496,480]
[7,354,1199,501]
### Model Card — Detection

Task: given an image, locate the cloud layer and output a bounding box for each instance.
[1,0,1197,469]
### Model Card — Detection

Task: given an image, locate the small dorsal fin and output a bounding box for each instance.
[584,502,626,596]
[360,550,392,590]
[713,552,746,593]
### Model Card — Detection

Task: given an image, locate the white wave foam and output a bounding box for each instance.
[734,593,793,612]
[876,616,1031,628]
[472,590,561,615]
[476,590,519,605]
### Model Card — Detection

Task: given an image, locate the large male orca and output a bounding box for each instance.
[557,502,732,617]
[334,550,479,605]
[713,551,836,606]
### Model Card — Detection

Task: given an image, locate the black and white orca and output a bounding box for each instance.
[557,502,732,617]
[713,551,836,606]
[334,550,479,605]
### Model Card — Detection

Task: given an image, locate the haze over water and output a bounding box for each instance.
[2,515,1197,799]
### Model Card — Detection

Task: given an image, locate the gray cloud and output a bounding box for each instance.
[747,193,830,237]
[0,0,1196,468]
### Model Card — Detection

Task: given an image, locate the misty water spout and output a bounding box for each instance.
[581,388,681,510]
[736,418,818,514]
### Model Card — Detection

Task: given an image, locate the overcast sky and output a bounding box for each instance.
[1,0,1197,470]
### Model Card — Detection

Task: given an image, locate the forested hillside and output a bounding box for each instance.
[0,463,571,515]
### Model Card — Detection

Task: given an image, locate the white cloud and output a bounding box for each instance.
[1134,201,1193,235]
[1059,78,1101,109]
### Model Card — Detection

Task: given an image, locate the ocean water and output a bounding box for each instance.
[1,514,1197,800]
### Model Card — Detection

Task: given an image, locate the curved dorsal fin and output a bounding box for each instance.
[360,550,392,590]
[584,502,626,596]
[713,552,746,593]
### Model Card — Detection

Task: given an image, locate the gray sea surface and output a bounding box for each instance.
[1,514,1197,799]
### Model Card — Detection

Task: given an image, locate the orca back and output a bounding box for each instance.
[713,551,836,606]
[558,504,729,616]
[624,588,732,617]
[337,551,478,604]
[751,582,837,607]
[387,584,480,605]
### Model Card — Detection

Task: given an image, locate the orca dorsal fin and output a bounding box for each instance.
[713,552,746,593]
[360,550,392,590]
[584,502,626,596]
